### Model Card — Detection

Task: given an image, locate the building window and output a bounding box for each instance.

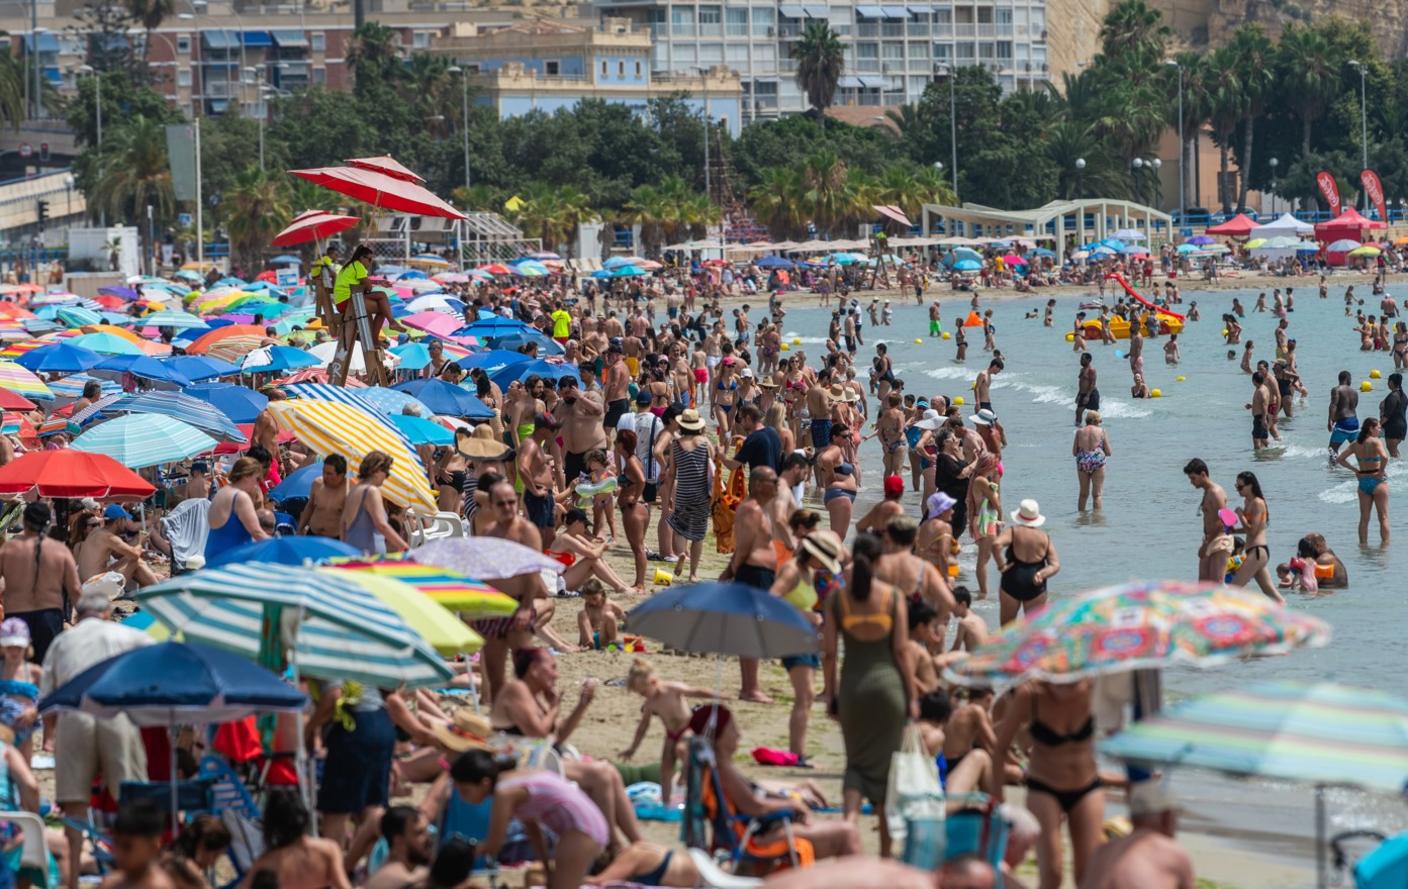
[601,59,608,76]
[545,60,560,75]
[752,6,774,35]
[726,7,748,36]
[634,60,641,76]
[412,31,430,48]
[616,60,623,75]
[310,32,326,52]
[313,66,325,84]
[699,43,723,63]
[177,68,192,86]
[726,43,748,63]
[176,35,191,53]
[699,5,721,35]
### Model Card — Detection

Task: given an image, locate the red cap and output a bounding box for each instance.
[883,475,904,497]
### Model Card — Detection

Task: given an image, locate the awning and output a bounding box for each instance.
[778,4,805,16]
[881,6,909,16]
[23,33,59,52]
[906,4,932,12]
[270,29,308,47]
[803,5,828,16]
[837,76,863,88]
[201,29,238,49]
[855,5,884,15]
[241,31,273,47]
[857,75,886,88]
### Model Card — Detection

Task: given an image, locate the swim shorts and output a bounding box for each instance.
[1330,416,1360,446]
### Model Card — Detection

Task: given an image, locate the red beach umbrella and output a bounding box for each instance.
[346,156,426,183]
[271,210,360,247]
[0,449,156,498]
[288,166,465,220]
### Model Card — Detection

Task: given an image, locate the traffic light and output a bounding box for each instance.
[35,200,48,228]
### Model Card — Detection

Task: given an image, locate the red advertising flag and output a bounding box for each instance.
[1361,169,1388,224]
[1316,170,1342,217]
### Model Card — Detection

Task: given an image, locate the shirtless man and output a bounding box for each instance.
[75,504,157,589]
[252,388,287,474]
[556,376,607,486]
[873,515,954,627]
[102,801,176,889]
[1075,352,1099,427]
[297,455,349,538]
[928,301,943,338]
[769,454,811,560]
[973,358,1001,413]
[1328,369,1361,464]
[1246,371,1271,450]
[519,417,559,549]
[362,807,431,889]
[875,393,907,478]
[1080,783,1194,889]
[478,479,549,700]
[947,586,987,653]
[602,345,631,434]
[723,466,780,704]
[237,792,351,889]
[1184,458,1228,582]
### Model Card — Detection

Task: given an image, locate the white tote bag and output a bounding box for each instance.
[886,723,945,854]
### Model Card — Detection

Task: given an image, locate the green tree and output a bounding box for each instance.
[510,183,594,255]
[63,69,179,196]
[791,20,844,118]
[1276,22,1338,157]
[0,37,27,133]
[221,166,292,270]
[88,115,175,225]
[747,165,806,238]
[1230,25,1275,211]
[126,0,173,64]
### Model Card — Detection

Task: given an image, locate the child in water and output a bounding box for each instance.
[619,659,717,798]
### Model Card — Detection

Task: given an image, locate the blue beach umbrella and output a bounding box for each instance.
[71,414,217,468]
[490,359,581,390]
[755,255,795,270]
[391,413,454,446]
[389,342,433,371]
[459,349,532,377]
[94,354,194,385]
[952,259,983,272]
[627,581,818,658]
[56,306,103,328]
[359,386,432,418]
[240,345,319,374]
[267,462,323,503]
[459,317,528,338]
[116,391,247,443]
[391,378,493,419]
[493,329,565,355]
[15,343,103,374]
[183,382,268,424]
[206,535,361,568]
[166,355,240,381]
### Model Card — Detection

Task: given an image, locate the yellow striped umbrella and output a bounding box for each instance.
[318,569,483,656]
[267,400,436,512]
[327,560,518,618]
[0,361,53,399]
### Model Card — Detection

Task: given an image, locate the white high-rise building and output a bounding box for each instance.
[593,0,1050,124]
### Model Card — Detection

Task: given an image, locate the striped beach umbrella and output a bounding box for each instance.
[358,386,432,418]
[46,373,116,403]
[0,360,53,399]
[327,560,517,619]
[134,563,453,688]
[266,399,436,512]
[409,537,564,581]
[186,325,268,361]
[320,569,483,656]
[114,391,248,443]
[72,414,217,469]
[134,310,207,330]
[68,332,144,355]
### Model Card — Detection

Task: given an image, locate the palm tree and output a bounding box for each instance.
[1099,0,1170,67]
[799,149,858,235]
[512,184,593,256]
[126,0,174,64]
[748,166,806,238]
[0,38,26,130]
[863,163,956,218]
[89,116,176,225]
[1230,25,1275,210]
[791,21,844,118]
[1277,23,1338,156]
[452,184,503,212]
[1206,45,1243,213]
[222,166,292,270]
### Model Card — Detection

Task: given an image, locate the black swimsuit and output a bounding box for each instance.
[1024,705,1101,812]
[1001,528,1049,602]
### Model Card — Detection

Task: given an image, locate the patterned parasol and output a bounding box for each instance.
[943,580,1331,687]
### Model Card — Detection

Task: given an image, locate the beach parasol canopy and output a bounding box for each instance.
[347,155,426,183]
[241,345,321,374]
[68,332,144,355]
[266,400,437,512]
[93,354,194,385]
[15,342,102,374]
[111,391,248,443]
[183,382,269,424]
[0,360,54,400]
[459,349,532,377]
[290,165,466,220]
[390,413,453,446]
[488,359,581,391]
[320,569,483,656]
[943,580,1331,688]
[271,210,360,247]
[628,581,818,659]
[1205,213,1259,237]
[0,449,156,498]
[409,537,564,581]
[391,378,494,419]
[206,535,361,568]
[327,561,517,618]
[1326,239,1361,253]
[72,414,218,469]
[135,310,208,330]
[134,563,453,688]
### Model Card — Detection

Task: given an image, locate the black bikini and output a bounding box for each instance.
[1001,527,1050,602]
[1024,704,1101,813]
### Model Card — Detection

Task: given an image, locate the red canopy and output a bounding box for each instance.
[346,155,425,184]
[271,209,360,247]
[1315,207,1388,240]
[0,449,155,498]
[289,165,465,220]
[0,389,35,411]
[1205,213,1259,237]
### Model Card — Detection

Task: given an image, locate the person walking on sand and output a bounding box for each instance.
[1184,459,1227,582]
[1073,411,1110,510]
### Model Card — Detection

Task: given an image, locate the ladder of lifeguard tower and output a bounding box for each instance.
[326,291,389,387]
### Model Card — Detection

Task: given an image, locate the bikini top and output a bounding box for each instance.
[1030,699,1094,747]
[836,585,892,635]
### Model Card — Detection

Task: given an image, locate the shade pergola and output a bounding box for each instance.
[1205,213,1259,237]
[921,198,1171,263]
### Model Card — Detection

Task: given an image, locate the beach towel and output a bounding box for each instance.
[712,460,745,554]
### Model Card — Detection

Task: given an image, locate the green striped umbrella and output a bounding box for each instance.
[71,413,217,469]
[1101,681,1408,887]
[135,563,452,688]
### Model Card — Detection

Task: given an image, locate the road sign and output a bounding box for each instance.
[17,143,31,158]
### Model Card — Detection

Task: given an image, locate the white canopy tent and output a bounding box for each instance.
[1250,213,1315,239]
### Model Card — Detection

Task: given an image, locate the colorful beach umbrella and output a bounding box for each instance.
[114,391,248,443]
[266,400,437,512]
[944,580,1331,687]
[289,165,466,220]
[135,563,453,688]
[391,378,493,419]
[183,383,269,424]
[72,414,218,469]
[68,332,144,355]
[408,537,564,581]
[186,325,268,361]
[327,561,517,618]
[0,361,53,399]
[321,570,483,656]
[0,449,156,498]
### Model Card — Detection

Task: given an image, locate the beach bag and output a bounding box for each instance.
[887,724,944,854]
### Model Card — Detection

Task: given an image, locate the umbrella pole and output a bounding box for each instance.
[169,721,179,838]
[1315,784,1326,889]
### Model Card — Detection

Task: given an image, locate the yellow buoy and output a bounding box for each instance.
[1371,369,1382,379]
[1150,388,1163,398]
[1221,328,1228,337]
[942,331,952,340]
[1361,380,1373,392]
[953,396,966,406]
[1065,332,1075,342]
[780,343,789,351]
[914,338,923,344]
[1175,375,1186,382]
[791,338,802,345]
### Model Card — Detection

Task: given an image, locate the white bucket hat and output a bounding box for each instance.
[1010,499,1046,527]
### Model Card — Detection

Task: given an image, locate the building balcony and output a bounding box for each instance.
[853,58,881,72]
[881,22,904,36]
[855,22,879,36]
[951,22,976,36]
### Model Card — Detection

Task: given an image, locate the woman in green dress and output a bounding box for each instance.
[822,532,917,857]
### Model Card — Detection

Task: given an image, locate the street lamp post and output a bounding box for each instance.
[1349,60,1368,174]
[934,63,958,198]
[446,66,471,190]
[76,64,104,226]
[30,24,44,121]
[1166,59,1184,226]
[1075,157,1085,200]
[1268,157,1278,216]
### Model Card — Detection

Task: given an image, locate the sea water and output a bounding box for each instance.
[778,286,1408,868]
